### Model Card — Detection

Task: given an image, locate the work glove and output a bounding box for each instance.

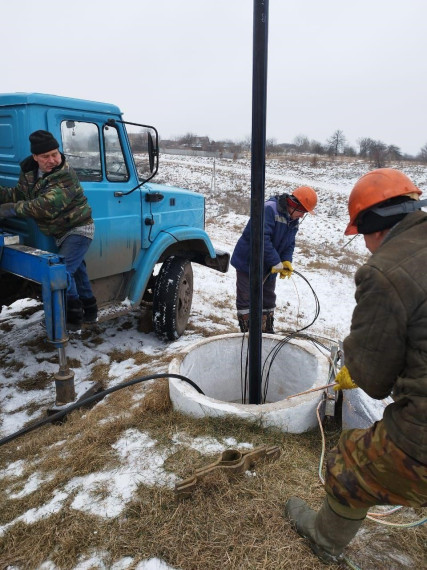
[333,365,358,391]
[281,260,293,278]
[0,203,17,219]
[271,261,293,279]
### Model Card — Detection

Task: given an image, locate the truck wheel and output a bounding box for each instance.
[153,257,193,340]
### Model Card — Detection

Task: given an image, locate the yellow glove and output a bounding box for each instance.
[271,262,284,277]
[271,261,293,279]
[333,365,358,391]
[281,260,293,278]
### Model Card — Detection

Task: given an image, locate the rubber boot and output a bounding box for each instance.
[66,297,83,331]
[263,311,275,333]
[237,313,249,333]
[81,296,98,323]
[284,497,365,564]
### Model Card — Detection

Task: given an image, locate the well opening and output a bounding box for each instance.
[169,333,331,433]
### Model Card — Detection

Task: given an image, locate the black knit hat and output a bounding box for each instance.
[356,196,413,234]
[29,130,59,155]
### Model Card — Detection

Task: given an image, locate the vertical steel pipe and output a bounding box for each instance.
[249,0,269,404]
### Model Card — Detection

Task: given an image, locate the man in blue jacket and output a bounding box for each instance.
[230,186,317,333]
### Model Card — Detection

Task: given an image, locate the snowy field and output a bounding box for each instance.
[1,155,426,569]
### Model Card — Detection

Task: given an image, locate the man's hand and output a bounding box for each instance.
[271,262,284,276]
[271,261,293,279]
[0,203,16,219]
[281,260,293,278]
[333,365,358,391]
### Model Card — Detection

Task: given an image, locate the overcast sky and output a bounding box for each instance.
[2,0,426,155]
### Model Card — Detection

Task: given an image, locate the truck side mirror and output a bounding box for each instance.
[106,119,159,194]
[148,133,155,173]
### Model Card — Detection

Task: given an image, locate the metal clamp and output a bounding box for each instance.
[324,344,341,417]
[175,444,281,499]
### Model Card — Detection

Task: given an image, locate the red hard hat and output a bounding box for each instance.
[292,186,317,215]
[345,168,421,235]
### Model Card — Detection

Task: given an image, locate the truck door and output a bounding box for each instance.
[53,114,142,280]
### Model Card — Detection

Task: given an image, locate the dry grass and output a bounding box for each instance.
[0,380,425,569]
[298,238,367,276]
[218,192,250,217]
[16,371,52,391]
[27,336,57,355]
[0,321,13,333]
[85,362,109,385]
[0,359,23,377]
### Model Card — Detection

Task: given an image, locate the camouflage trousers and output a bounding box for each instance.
[324,420,427,516]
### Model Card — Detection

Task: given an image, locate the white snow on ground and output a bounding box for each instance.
[1,155,426,568]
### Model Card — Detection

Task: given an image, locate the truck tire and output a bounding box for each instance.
[153,257,193,340]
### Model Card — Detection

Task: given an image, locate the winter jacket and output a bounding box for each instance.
[230,196,299,279]
[344,210,427,464]
[0,154,93,239]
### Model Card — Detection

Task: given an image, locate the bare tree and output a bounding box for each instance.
[357,138,401,166]
[178,132,198,147]
[343,145,357,157]
[386,145,402,161]
[418,143,427,163]
[293,134,310,153]
[239,135,252,152]
[309,140,326,155]
[358,137,375,158]
[266,137,278,155]
[369,140,388,168]
[327,130,346,156]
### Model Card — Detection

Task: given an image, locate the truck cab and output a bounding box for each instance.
[0,93,229,340]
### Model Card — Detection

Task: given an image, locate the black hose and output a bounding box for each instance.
[0,373,204,447]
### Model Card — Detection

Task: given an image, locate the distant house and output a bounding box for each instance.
[191,136,210,150]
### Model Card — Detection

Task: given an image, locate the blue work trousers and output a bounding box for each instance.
[235,270,276,313]
[58,234,94,301]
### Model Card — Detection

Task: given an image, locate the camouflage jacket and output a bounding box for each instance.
[344,210,427,464]
[0,154,93,239]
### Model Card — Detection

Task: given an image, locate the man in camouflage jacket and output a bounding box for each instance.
[284,169,427,565]
[0,130,97,329]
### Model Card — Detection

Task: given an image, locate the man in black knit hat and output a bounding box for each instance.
[0,130,97,330]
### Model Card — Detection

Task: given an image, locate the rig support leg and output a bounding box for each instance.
[54,346,76,405]
[0,236,77,407]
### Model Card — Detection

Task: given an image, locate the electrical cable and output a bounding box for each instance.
[260,269,321,402]
[341,234,359,250]
[0,373,204,448]
[342,555,363,570]
[364,513,427,528]
[239,268,322,404]
[240,332,249,403]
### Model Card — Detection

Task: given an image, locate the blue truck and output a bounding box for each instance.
[0,92,229,403]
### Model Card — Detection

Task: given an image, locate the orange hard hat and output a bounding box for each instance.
[345,168,421,235]
[292,186,317,214]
